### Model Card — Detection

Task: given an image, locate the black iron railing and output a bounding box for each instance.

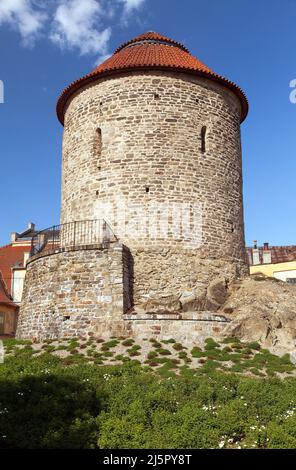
[30,219,117,257]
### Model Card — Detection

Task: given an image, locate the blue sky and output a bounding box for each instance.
[0,0,295,247]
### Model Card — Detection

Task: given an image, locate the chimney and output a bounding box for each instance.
[253,240,257,249]
[263,241,271,264]
[252,249,260,265]
[27,222,35,231]
[10,232,18,243]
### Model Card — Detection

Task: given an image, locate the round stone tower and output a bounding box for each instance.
[17,32,249,341]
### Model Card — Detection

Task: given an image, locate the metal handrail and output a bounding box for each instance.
[30,219,117,257]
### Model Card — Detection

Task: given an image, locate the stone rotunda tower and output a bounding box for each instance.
[17,32,249,341]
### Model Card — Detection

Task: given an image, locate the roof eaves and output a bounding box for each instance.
[57,65,248,125]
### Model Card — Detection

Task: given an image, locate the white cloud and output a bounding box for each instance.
[118,0,146,27]
[0,0,148,59]
[120,0,146,13]
[0,0,47,44]
[50,0,111,59]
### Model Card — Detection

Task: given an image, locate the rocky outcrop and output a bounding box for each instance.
[205,278,228,311]
[221,276,296,355]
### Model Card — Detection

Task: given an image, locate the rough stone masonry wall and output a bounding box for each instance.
[16,242,231,342]
[60,70,247,312]
[16,244,131,340]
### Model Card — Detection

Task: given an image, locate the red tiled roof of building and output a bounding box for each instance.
[0,244,31,295]
[246,245,296,265]
[57,31,248,125]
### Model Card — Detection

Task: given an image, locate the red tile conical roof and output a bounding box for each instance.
[57,31,248,124]
[114,31,190,53]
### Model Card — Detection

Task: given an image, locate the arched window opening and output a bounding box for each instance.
[201,126,207,154]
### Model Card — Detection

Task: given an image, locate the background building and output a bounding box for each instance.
[0,223,35,335]
[247,242,296,283]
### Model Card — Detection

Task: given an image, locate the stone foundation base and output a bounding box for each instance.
[17,242,240,343]
[94,312,230,347]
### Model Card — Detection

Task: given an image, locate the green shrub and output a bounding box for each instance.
[127,345,141,356]
[200,359,220,372]
[231,343,244,350]
[204,338,220,350]
[102,351,114,358]
[191,347,206,358]
[249,368,265,377]
[172,343,184,351]
[129,351,141,357]
[247,342,261,351]
[147,351,158,359]
[2,338,296,449]
[69,349,79,355]
[178,351,188,359]
[222,337,241,344]
[67,341,80,351]
[150,340,162,348]
[44,346,56,353]
[104,340,119,348]
[114,354,126,361]
[122,339,134,347]
[156,348,171,356]
[55,345,67,351]
[3,338,32,347]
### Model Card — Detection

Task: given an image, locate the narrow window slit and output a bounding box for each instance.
[201,126,207,153]
[94,128,102,157]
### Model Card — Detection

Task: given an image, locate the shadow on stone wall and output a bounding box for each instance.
[122,245,134,312]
